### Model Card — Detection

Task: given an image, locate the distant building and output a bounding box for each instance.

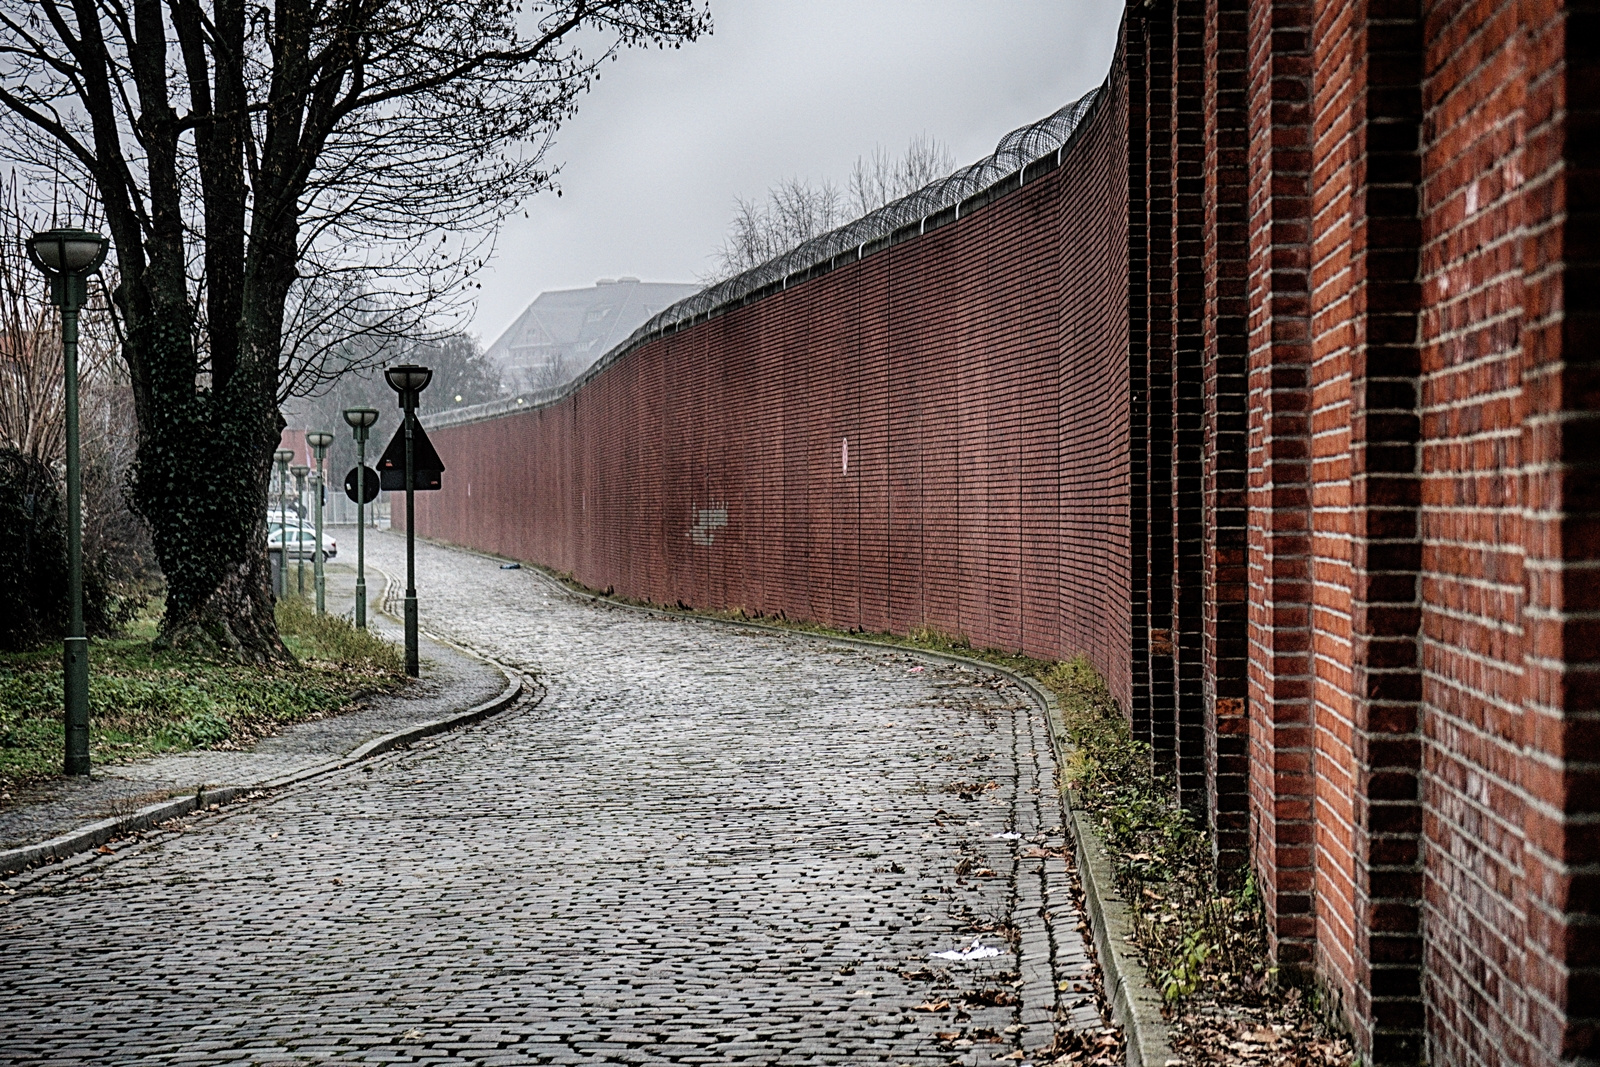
[484,277,701,394]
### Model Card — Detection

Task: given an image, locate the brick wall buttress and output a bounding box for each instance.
[1520,7,1600,1062]
[1309,0,1428,1059]
[1126,13,1155,743]
[1245,0,1317,975]
[1204,0,1252,871]
[1521,5,1600,1059]
[1170,0,1210,814]
[1144,6,1179,776]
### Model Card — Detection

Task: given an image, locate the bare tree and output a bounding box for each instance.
[710,177,845,279]
[0,174,121,468]
[0,0,708,660]
[849,132,954,215]
[0,174,153,639]
[710,134,953,282]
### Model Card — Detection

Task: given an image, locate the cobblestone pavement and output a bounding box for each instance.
[0,559,503,851]
[0,533,1110,1065]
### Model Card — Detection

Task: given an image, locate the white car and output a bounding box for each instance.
[268,523,337,560]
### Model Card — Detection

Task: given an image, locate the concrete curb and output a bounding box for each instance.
[491,558,1174,1067]
[0,650,523,880]
[1066,792,1173,1067]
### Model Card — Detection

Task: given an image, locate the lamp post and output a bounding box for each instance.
[384,363,432,677]
[26,227,109,777]
[342,408,379,628]
[306,431,333,614]
[291,464,309,596]
[273,448,293,597]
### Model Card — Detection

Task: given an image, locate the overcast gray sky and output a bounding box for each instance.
[469,1,1123,348]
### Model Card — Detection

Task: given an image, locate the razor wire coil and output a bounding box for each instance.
[426,87,1100,430]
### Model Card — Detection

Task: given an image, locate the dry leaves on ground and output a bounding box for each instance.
[1170,988,1353,1066]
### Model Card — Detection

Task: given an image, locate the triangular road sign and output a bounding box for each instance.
[378,421,445,491]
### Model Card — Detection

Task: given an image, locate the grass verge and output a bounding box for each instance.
[0,594,403,799]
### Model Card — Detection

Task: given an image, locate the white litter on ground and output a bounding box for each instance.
[992,832,1022,840]
[930,939,1002,961]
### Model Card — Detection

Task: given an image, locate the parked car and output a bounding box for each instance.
[268,523,337,560]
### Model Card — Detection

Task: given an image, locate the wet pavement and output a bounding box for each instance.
[0,532,1109,1065]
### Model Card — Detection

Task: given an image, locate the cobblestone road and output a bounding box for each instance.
[0,534,1108,1065]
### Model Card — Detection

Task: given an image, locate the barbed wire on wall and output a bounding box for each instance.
[426,86,1102,431]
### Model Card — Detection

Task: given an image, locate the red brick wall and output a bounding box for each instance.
[1412,0,1595,1063]
[411,75,1135,709]
[402,6,1599,1060]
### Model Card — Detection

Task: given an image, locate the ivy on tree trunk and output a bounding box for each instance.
[0,0,708,660]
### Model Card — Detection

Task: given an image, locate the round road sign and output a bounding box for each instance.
[344,465,380,504]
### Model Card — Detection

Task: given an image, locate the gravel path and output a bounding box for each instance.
[0,532,1109,1065]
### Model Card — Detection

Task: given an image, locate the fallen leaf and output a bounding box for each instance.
[913,999,951,1012]
[95,845,114,855]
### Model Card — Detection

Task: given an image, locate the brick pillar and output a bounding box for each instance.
[1309,0,1426,1059]
[1142,2,1178,777]
[1124,9,1154,746]
[1520,6,1599,1062]
[1203,0,1250,871]
[1169,0,1209,813]
[1244,0,1315,975]
[1349,11,1425,1064]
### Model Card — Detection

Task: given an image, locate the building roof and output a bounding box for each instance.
[484,278,701,388]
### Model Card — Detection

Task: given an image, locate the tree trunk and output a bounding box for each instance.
[126,305,289,663]
[158,542,283,664]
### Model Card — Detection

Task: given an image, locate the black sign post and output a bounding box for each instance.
[341,410,380,628]
[383,365,439,677]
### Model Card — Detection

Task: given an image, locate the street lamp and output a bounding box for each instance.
[273,448,293,597]
[342,408,379,628]
[306,430,334,614]
[384,363,432,677]
[26,227,109,777]
[291,464,309,596]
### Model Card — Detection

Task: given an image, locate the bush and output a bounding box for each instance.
[0,446,152,650]
[0,448,67,650]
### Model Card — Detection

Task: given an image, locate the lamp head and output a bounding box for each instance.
[291,464,309,482]
[343,407,379,430]
[26,228,109,276]
[385,364,433,400]
[274,448,294,468]
[306,430,334,456]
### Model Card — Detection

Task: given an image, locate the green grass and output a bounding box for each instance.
[273,592,404,674]
[0,594,403,795]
